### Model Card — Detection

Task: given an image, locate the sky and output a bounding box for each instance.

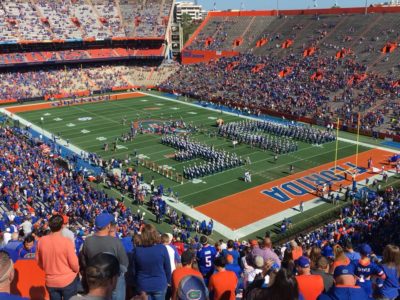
[195,0,387,11]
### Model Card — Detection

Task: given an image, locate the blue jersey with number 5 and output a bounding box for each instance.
[197,245,217,276]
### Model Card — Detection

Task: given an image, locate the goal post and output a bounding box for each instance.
[333,113,361,179]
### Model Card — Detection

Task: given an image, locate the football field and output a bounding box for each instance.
[5,92,394,239]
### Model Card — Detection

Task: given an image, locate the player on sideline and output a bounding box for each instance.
[290,164,294,174]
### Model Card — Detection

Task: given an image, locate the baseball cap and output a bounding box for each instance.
[322,245,334,258]
[177,275,208,300]
[254,255,264,268]
[95,213,115,229]
[226,254,234,264]
[334,265,355,278]
[359,244,372,256]
[295,256,310,268]
[181,250,195,266]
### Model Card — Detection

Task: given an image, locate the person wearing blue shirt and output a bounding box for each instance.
[132,224,171,300]
[2,233,22,263]
[344,240,361,261]
[17,235,36,260]
[375,244,400,300]
[197,236,217,281]
[221,240,240,265]
[317,265,371,300]
[352,243,385,298]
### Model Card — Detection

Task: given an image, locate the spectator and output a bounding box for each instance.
[309,246,321,270]
[20,217,32,237]
[344,240,361,261]
[310,257,334,293]
[17,235,36,260]
[375,244,400,300]
[290,240,303,261]
[317,265,370,300]
[224,254,242,289]
[79,213,128,300]
[251,238,281,268]
[161,233,181,300]
[71,253,120,300]
[0,251,28,300]
[162,233,181,273]
[172,250,204,300]
[2,233,21,263]
[281,248,295,274]
[221,240,240,266]
[295,256,324,300]
[330,244,350,274]
[245,256,271,288]
[61,215,75,244]
[208,256,238,300]
[197,236,217,282]
[36,214,79,300]
[132,223,171,300]
[353,243,385,297]
[173,237,185,256]
[245,268,303,300]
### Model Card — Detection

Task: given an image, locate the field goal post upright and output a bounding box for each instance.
[333,113,361,179]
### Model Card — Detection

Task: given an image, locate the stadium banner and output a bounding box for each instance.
[181,49,239,64]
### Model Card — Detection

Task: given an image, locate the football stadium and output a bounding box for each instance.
[0,1,399,300]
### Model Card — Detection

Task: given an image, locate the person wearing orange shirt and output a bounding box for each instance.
[330,245,350,274]
[295,256,324,300]
[36,214,79,300]
[208,256,237,300]
[172,250,204,300]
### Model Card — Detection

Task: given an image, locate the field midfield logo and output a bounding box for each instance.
[78,117,92,121]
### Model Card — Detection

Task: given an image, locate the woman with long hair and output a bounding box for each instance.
[375,244,400,300]
[281,248,295,274]
[132,224,171,300]
[330,244,350,274]
[245,268,301,300]
[309,246,321,270]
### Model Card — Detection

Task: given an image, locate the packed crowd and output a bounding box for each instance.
[0,0,172,41]
[160,53,400,134]
[0,186,399,300]
[0,63,177,101]
[161,135,244,179]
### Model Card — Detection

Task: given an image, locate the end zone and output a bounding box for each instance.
[196,148,392,230]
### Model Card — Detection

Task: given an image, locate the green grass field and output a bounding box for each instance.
[16,94,371,209]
